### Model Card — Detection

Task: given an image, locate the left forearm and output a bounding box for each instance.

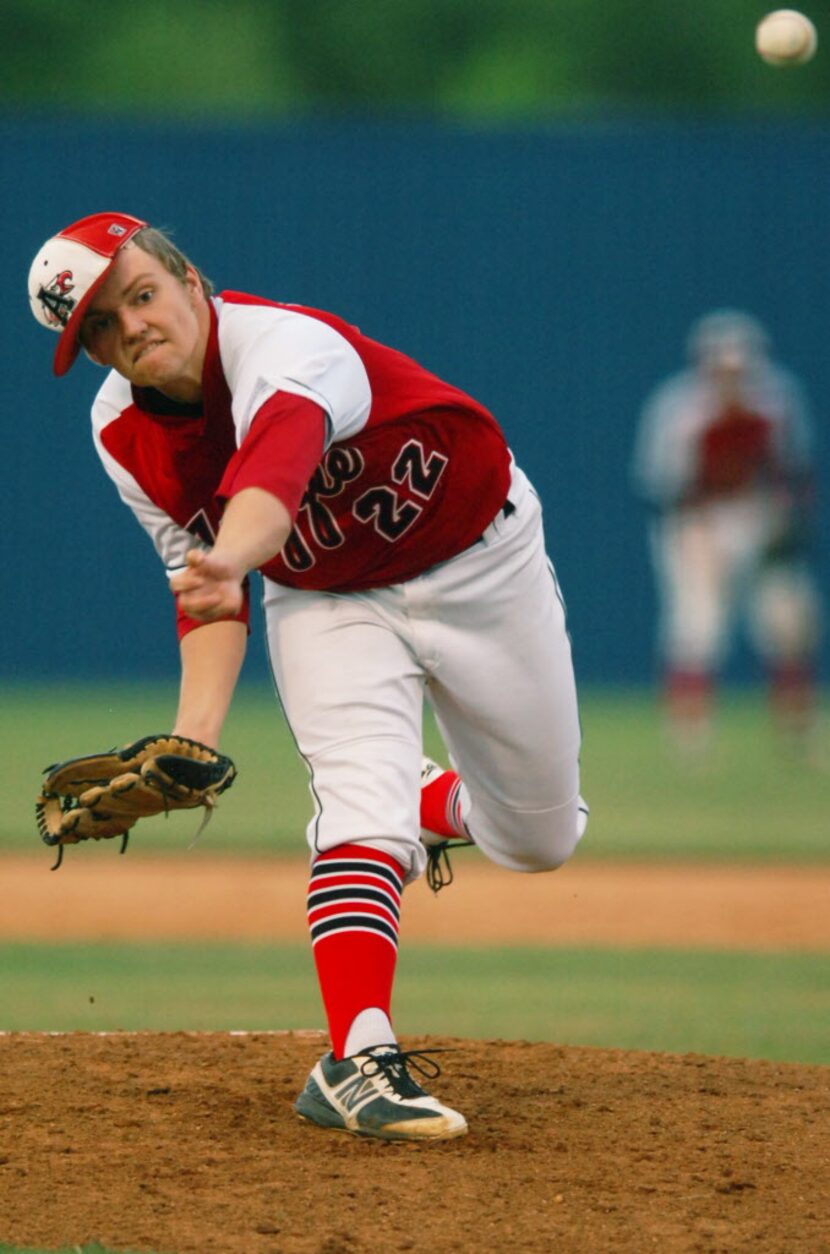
[173,620,248,747]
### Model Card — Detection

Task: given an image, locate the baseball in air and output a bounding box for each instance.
[755,9,818,65]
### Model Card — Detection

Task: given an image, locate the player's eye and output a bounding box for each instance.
[136,287,154,304]
[86,314,112,336]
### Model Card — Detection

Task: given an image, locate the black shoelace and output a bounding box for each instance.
[425,839,474,893]
[359,1047,452,1097]
[426,842,454,893]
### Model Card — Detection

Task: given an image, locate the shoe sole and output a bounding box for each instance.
[294,1091,468,1142]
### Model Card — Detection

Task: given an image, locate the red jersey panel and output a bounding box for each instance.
[93,292,511,598]
[695,405,776,497]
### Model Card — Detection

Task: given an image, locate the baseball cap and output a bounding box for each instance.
[28,212,148,376]
[687,309,769,371]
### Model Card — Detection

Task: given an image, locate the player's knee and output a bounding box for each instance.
[528,801,588,872]
[475,794,588,874]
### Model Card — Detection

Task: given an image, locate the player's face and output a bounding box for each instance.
[81,245,210,402]
[701,344,751,401]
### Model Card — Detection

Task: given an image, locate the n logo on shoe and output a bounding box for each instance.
[334,1075,378,1113]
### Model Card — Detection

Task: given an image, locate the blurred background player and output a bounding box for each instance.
[631,308,822,754]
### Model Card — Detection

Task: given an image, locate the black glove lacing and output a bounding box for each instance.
[49,829,130,872]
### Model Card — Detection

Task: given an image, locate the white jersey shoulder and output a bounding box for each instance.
[214,296,372,448]
[91,371,200,577]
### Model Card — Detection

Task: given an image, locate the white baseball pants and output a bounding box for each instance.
[263,464,587,883]
[651,494,820,671]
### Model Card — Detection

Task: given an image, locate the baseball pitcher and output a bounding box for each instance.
[29,212,589,1141]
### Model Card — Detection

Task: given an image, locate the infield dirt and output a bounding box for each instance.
[3,855,830,949]
[1,1030,829,1254]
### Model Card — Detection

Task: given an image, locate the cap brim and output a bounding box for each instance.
[48,214,147,376]
[52,263,115,376]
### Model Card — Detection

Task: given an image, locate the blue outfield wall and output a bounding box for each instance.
[1,115,828,686]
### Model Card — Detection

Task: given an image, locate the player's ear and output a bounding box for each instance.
[78,329,105,368]
[184,264,206,304]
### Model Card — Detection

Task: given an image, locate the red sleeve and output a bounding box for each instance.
[216,392,326,520]
[174,578,252,641]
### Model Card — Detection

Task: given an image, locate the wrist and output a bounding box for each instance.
[208,548,248,583]
[172,719,223,750]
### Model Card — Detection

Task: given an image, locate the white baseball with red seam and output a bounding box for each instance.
[755,10,818,65]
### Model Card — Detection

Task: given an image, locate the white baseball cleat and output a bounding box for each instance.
[294,1045,468,1141]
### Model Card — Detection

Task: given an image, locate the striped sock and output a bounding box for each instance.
[420,768,468,839]
[307,843,405,1060]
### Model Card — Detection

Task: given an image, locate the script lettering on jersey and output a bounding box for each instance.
[352,439,448,542]
[281,438,449,571]
[281,446,365,572]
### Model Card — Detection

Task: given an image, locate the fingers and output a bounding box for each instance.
[183,548,241,581]
[170,568,202,594]
[171,550,223,594]
[178,584,244,622]
[171,549,244,620]
[180,599,227,622]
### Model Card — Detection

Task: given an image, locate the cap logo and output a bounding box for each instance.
[37,270,76,328]
[108,224,127,236]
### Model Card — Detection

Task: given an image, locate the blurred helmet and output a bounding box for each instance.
[687,309,770,373]
[28,212,147,376]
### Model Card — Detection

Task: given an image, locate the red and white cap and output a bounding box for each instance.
[28,212,148,376]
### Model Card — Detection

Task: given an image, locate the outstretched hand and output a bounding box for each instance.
[171,549,244,621]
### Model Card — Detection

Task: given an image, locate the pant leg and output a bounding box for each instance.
[262,582,428,882]
[747,560,821,664]
[407,467,587,873]
[651,510,733,673]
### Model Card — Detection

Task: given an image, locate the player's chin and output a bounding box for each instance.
[128,345,177,387]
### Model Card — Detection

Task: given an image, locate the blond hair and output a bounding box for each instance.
[132,225,214,296]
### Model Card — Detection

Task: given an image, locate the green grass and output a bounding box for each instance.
[579,687,830,860]
[6,681,309,857]
[3,683,827,1079]
[0,1246,150,1254]
[5,681,829,860]
[1,940,827,1065]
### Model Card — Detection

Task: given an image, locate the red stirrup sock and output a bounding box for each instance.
[307,843,405,1060]
[420,768,467,839]
[664,668,713,727]
[769,661,816,735]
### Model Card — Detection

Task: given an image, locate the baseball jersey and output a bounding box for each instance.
[92,292,511,634]
[631,364,814,510]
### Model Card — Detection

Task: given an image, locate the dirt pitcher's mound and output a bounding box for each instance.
[1,1032,828,1254]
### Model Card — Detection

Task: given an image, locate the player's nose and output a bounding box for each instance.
[118,305,149,340]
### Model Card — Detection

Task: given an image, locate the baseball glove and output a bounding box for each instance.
[36,734,237,869]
